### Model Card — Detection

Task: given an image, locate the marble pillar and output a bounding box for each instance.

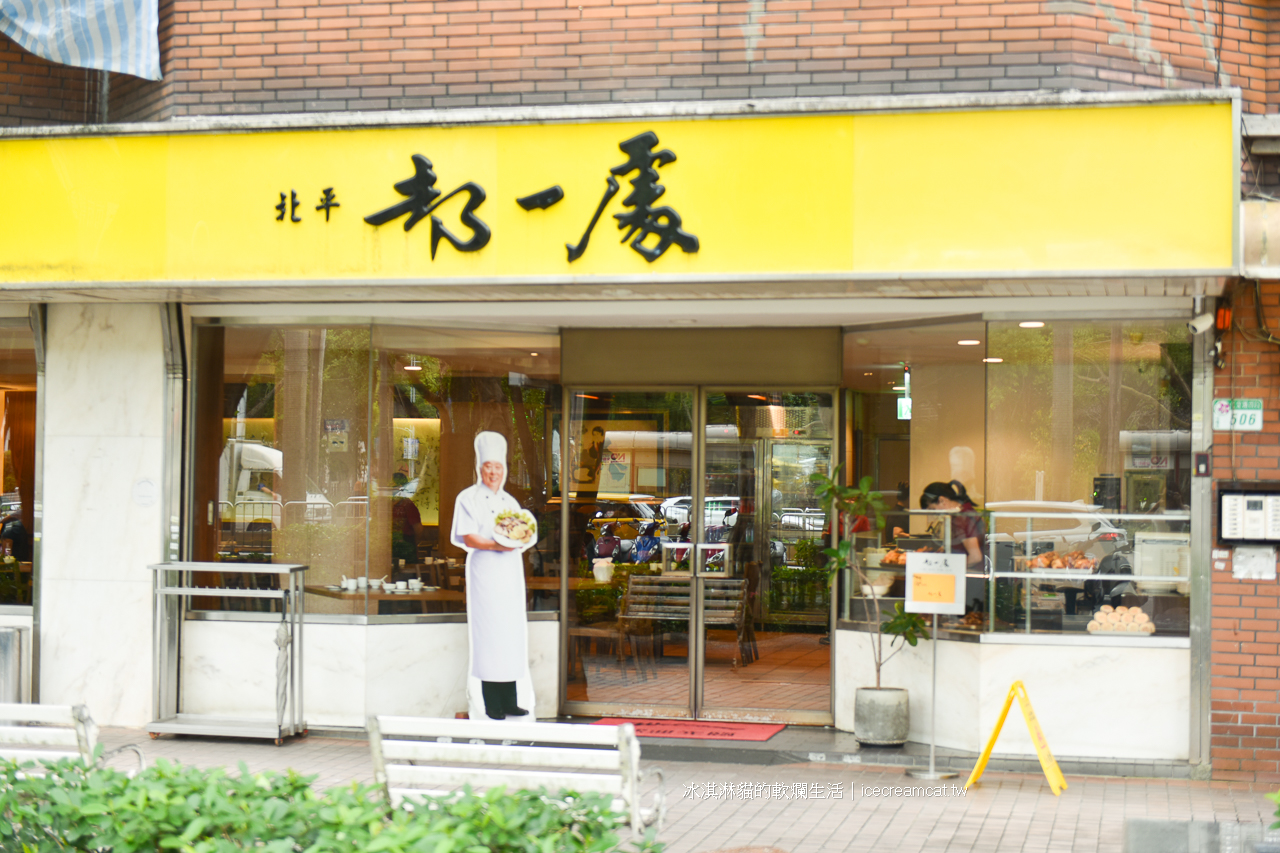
[39,304,166,726]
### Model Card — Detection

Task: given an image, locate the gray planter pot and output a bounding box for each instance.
[854,687,909,746]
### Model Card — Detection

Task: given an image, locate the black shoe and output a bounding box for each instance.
[481,681,508,720]
[500,682,527,717]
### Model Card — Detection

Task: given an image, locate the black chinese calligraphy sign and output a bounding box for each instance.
[364,154,491,259]
[564,131,699,264]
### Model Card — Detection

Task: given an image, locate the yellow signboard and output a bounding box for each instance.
[964,680,1068,796]
[911,573,956,605]
[0,101,1233,285]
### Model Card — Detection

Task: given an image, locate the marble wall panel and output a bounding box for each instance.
[182,621,367,728]
[978,643,1189,760]
[39,577,153,725]
[834,630,1190,760]
[40,304,167,726]
[43,304,164,438]
[182,620,559,728]
[833,629,979,749]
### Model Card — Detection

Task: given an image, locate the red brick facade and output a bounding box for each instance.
[2,0,1279,122]
[0,35,98,126]
[1210,280,1280,783]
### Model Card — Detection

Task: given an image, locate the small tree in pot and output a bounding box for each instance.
[812,468,931,745]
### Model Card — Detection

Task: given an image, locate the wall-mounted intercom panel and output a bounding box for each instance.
[1219,482,1280,545]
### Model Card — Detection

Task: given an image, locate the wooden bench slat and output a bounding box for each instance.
[382,739,622,772]
[0,704,80,725]
[0,726,79,747]
[386,764,625,795]
[376,716,622,746]
[0,748,85,765]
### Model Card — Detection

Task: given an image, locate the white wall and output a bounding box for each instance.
[39,304,166,726]
[834,630,1189,760]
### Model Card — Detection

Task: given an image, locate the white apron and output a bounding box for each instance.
[450,483,535,719]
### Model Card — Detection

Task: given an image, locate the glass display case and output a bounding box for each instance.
[843,508,1191,639]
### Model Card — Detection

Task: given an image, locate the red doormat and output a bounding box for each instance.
[593,718,786,742]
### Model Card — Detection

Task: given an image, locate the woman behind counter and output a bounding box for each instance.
[450,431,534,721]
[919,480,985,569]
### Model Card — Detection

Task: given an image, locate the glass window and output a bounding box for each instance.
[841,319,1193,638]
[188,323,560,618]
[0,324,37,606]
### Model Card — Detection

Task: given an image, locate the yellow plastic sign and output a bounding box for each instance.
[0,101,1234,285]
[911,573,956,604]
[964,680,1068,796]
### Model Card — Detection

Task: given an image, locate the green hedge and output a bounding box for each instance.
[0,756,664,853]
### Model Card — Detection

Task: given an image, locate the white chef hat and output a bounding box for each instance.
[474,431,508,487]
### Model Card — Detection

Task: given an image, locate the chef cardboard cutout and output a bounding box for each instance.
[450,431,537,721]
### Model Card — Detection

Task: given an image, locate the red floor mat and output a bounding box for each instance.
[593,718,786,741]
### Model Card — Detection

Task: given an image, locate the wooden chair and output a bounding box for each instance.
[621,576,752,668]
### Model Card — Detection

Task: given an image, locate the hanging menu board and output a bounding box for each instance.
[905,552,966,616]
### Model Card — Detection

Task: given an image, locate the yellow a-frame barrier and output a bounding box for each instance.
[963,680,1068,795]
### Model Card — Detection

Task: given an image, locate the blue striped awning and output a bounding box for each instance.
[0,0,159,81]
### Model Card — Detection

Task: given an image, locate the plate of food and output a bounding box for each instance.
[493,508,538,551]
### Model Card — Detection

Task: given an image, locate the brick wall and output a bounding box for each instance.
[97,0,1280,122]
[0,33,97,126]
[1211,279,1280,783]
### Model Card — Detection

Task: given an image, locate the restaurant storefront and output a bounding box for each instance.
[0,89,1236,763]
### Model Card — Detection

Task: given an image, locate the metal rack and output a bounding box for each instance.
[147,562,307,745]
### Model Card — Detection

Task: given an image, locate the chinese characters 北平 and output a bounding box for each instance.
[275,188,341,223]
[364,154,491,259]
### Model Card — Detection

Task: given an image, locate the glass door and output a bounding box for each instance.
[697,391,834,724]
[560,387,834,724]
[562,390,695,718]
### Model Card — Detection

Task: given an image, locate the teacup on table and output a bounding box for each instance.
[369,579,383,590]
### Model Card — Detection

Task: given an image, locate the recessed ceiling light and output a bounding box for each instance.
[530,352,538,356]
[404,355,422,371]
[1019,321,1045,329]
[748,394,768,401]
[892,385,906,390]
[958,340,981,346]
[576,394,598,400]
[983,357,1004,363]
[863,372,873,376]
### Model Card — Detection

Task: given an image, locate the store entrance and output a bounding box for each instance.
[562,389,834,724]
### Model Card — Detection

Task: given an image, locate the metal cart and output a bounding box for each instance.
[146,562,307,745]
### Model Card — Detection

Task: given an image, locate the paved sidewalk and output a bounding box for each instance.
[99,727,1280,853]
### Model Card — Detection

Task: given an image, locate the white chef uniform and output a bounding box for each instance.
[450,431,535,720]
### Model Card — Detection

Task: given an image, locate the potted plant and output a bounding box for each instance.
[811,468,931,745]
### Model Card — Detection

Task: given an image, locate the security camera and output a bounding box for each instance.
[1187,313,1215,335]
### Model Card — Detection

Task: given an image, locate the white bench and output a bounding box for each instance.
[0,703,143,773]
[367,716,665,837]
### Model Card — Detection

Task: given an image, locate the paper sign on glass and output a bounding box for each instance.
[905,551,966,615]
[911,573,955,604]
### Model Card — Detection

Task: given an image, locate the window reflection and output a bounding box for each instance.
[841,319,1194,638]
[189,323,560,618]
